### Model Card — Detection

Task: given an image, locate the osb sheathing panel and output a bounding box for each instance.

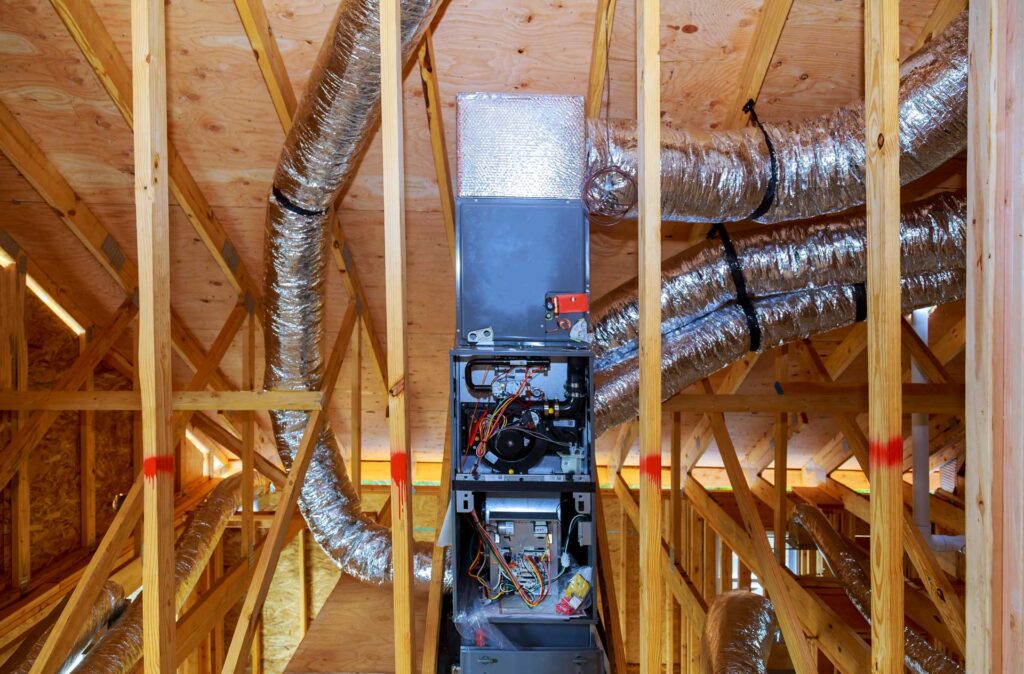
[0,295,134,587]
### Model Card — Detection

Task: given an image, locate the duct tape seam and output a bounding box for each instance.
[707,222,762,352]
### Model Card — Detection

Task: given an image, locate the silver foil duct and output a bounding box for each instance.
[586,12,967,224]
[703,590,779,674]
[0,582,125,674]
[791,504,963,674]
[592,193,966,367]
[75,476,241,674]
[594,266,965,434]
[263,0,439,585]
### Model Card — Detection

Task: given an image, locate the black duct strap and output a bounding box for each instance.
[853,283,868,322]
[707,223,762,352]
[742,98,778,221]
[272,186,328,218]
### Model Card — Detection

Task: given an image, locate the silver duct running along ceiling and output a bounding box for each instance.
[260,0,968,587]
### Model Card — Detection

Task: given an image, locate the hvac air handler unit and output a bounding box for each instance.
[444,93,607,674]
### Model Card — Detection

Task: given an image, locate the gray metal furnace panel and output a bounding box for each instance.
[460,646,603,674]
[456,198,588,347]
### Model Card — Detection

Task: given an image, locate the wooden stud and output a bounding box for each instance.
[417,31,456,263]
[30,474,143,674]
[380,0,415,669]
[702,381,816,674]
[221,307,353,674]
[297,531,309,637]
[724,0,794,128]
[702,520,715,600]
[585,0,617,119]
[636,0,663,670]
[350,315,362,500]
[132,0,176,664]
[9,260,30,595]
[242,308,256,568]
[668,412,682,670]
[774,347,788,565]
[80,333,97,550]
[594,493,629,674]
[719,543,732,593]
[910,0,966,53]
[966,0,1024,669]
[864,0,904,668]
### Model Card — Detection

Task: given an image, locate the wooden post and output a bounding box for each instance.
[131,0,176,665]
[966,0,1024,670]
[774,347,788,565]
[242,306,256,567]
[636,0,662,671]
[297,531,309,637]
[350,315,362,500]
[80,332,97,551]
[668,412,682,671]
[8,260,30,594]
[864,0,904,671]
[380,0,414,670]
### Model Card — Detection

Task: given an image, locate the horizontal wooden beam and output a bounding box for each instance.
[0,390,323,411]
[664,383,964,415]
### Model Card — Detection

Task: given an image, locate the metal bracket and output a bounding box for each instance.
[466,326,494,345]
[455,490,475,513]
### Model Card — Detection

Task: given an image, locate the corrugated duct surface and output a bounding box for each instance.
[703,590,779,674]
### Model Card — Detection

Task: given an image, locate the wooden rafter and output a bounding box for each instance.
[724,0,795,128]
[585,0,617,119]
[49,0,263,312]
[910,0,967,53]
[232,0,297,133]
[663,383,964,415]
[0,99,238,397]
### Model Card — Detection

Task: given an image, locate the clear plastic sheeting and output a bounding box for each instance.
[456,93,585,199]
[0,581,125,674]
[262,0,440,585]
[791,504,964,674]
[703,590,779,674]
[592,193,966,368]
[75,476,241,674]
[586,12,967,224]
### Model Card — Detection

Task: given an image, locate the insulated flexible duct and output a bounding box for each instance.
[75,476,241,674]
[263,0,439,584]
[703,590,779,674]
[791,504,963,674]
[593,194,966,433]
[586,12,967,224]
[0,582,125,674]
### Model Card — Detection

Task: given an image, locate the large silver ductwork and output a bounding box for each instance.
[703,590,779,674]
[75,476,241,674]
[258,0,968,590]
[586,12,967,224]
[592,193,966,433]
[262,0,441,584]
[791,504,963,674]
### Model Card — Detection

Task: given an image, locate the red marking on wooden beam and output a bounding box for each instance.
[390,451,409,518]
[639,453,662,485]
[870,436,904,468]
[143,455,174,478]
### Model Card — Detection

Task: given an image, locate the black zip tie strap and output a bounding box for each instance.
[707,222,762,352]
[273,186,327,218]
[853,283,867,322]
[743,98,778,221]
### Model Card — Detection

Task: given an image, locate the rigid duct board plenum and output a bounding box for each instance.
[791,504,963,674]
[74,476,241,674]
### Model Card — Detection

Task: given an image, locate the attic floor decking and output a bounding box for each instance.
[285,575,429,674]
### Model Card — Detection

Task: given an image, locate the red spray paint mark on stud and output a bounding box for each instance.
[870,436,904,468]
[640,453,662,486]
[143,455,174,479]
[390,451,409,518]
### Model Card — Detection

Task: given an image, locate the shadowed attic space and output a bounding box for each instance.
[0,0,1009,672]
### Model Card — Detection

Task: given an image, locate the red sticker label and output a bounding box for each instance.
[390,451,409,518]
[553,293,589,315]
